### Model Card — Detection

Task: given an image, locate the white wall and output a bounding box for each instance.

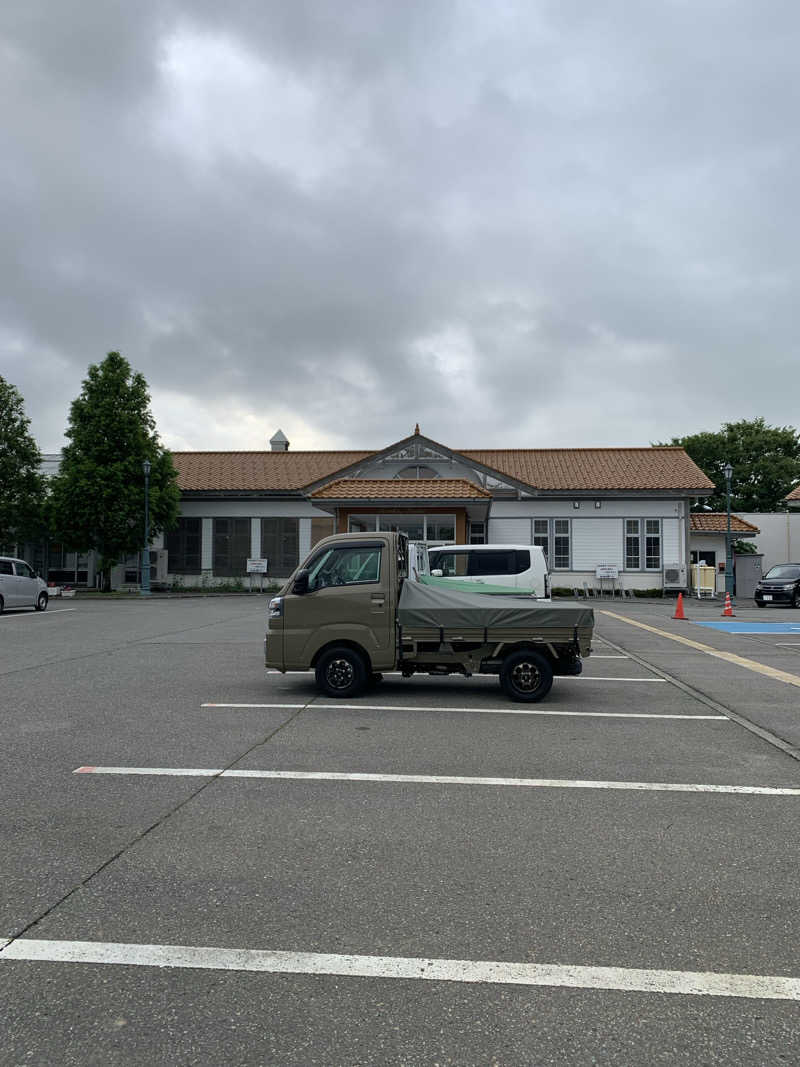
[179,499,330,519]
[736,513,800,570]
[489,499,682,519]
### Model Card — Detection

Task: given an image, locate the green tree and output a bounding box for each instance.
[49,352,180,589]
[0,376,46,549]
[664,418,800,512]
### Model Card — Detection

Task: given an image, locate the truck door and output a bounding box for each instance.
[282,541,394,670]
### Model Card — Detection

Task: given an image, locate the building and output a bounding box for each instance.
[135,427,715,594]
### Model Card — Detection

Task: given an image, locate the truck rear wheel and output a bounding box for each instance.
[315,646,368,698]
[499,649,553,703]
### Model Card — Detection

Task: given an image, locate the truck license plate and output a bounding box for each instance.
[763,595,772,601]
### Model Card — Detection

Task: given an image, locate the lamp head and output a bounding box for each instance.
[723,462,733,481]
[143,459,151,476]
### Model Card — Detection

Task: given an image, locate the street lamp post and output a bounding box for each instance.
[141,459,151,597]
[724,462,733,598]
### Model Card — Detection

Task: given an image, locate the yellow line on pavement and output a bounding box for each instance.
[600,611,800,690]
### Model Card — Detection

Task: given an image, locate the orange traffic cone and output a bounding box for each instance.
[722,593,735,617]
[672,592,686,620]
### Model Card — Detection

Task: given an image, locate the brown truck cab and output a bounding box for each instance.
[266,531,593,703]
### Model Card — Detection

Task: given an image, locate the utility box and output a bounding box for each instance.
[734,553,763,599]
[691,564,716,598]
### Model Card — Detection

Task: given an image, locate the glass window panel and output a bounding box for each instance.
[427,516,456,542]
[533,519,549,561]
[348,515,377,533]
[430,550,468,576]
[308,545,381,591]
[166,518,202,574]
[213,518,251,577]
[260,518,299,578]
[625,519,641,569]
[378,515,424,540]
[553,520,570,569]
[645,519,661,570]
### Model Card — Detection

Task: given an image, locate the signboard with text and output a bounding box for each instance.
[595,564,619,579]
[247,559,269,574]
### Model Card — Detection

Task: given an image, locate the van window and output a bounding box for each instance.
[0,560,13,575]
[430,551,469,576]
[430,549,532,577]
[15,561,34,579]
[307,545,382,591]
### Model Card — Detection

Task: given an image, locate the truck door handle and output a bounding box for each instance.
[371,595,385,607]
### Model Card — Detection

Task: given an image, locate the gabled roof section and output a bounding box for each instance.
[458,447,715,492]
[311,478,491,500]
[173,451,372,492]
[786,484,800,502]
[690,513,760,534]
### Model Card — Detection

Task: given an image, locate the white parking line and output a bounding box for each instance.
[202,701,724,720]
[2,938,799,1000]
[0,608,77,621]
[587,655,629,659]
[73,766,799,795]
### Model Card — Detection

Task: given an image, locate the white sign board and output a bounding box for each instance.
[595,564,619,579]
[247,558,269,574]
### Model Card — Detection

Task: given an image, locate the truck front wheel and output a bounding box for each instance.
[315,646,368,698]
[499,649,553,703]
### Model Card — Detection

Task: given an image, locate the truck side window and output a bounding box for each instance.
[307,546,382,591]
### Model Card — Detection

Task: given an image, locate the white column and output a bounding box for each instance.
[201,518,213,572]
[299,518,312,563]
[251,517,261,562]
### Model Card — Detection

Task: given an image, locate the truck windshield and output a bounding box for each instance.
[307,545,382,590]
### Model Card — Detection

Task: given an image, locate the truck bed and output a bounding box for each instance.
[397,581,593,654]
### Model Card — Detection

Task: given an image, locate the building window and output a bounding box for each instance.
[533,519,549,562]
[625,520,641,569]
[469,521,486,544]
[311,517,334,548]
[645,519,662,570]
[348,515,377,533]
[166,518,201,574]
[260,518,299,578]
[349,514,457,544]
[553,519,570,569]
[395,465,438,479]
[213,518,251,577]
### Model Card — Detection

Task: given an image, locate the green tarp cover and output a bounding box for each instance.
[398,579,594,632]
[419,574,536,596]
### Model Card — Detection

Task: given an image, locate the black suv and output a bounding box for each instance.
[754,564,800,608]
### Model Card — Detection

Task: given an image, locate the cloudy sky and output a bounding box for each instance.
[2,1,799,454]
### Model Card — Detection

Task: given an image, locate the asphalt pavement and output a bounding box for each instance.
[1,593,800,1065]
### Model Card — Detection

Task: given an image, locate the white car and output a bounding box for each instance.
[0,557,49,612]
[428,544,550,598]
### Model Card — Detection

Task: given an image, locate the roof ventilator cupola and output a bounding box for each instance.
[270,429,289,452]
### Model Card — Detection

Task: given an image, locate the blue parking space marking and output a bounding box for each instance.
[693,621,800,634]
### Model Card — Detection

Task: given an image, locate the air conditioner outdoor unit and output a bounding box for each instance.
[663,563,687,589]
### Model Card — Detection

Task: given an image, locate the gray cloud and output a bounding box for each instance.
[2,0,799,453]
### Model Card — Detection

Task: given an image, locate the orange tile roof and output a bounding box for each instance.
[311,478,491,500]
[690,513,760,534]
[171,444,715,493]
[787,484,800,501]
[172,451,373,491]
[458,447,715,491]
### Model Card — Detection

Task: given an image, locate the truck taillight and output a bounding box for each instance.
[269,597,283,618]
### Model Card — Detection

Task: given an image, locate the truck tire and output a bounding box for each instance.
[499,649,553,703]
[315,646,368,698]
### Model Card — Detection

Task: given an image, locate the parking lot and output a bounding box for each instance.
[2,594,800,1065]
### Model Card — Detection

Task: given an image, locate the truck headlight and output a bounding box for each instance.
[269,596,283,618]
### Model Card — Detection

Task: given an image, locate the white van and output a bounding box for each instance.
[0,557,49,612]
[428,544,550,598]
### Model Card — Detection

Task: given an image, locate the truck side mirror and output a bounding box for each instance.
[292,569,309,595]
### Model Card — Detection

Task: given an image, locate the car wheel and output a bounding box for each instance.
[315,646,368,698]
[35,592,48,611]
[792,592,798,610]
[0,595,3,614]
[499,649,554,703]
[755,601,765,608]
